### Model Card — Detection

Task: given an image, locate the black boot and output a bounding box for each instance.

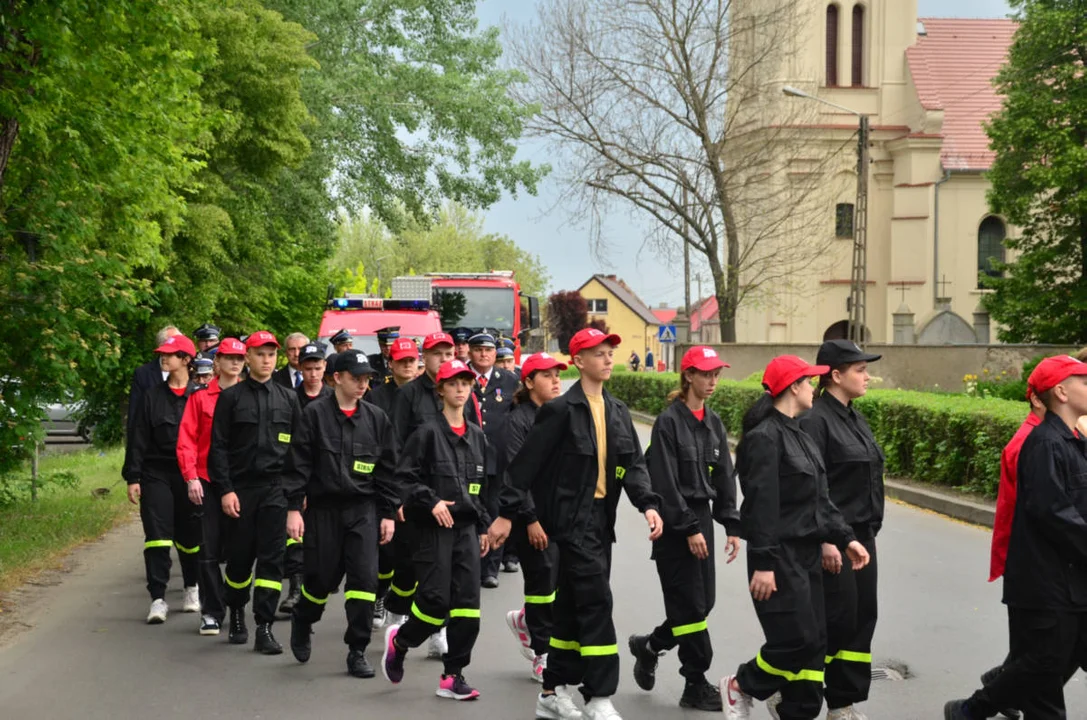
[679,678,723,712]
[628,634,661,691]
[278,574,302,615]
[979,667,1020,720]
[347,647,375,678]
[944,700,977,720]
[228,608,248,645]
[254,623,283,655]
[290,613,312,663]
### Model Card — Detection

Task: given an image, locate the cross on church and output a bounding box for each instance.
[896,284,911,304]
[937,274,952,298]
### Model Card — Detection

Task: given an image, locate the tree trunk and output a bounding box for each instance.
[0,117,19,196]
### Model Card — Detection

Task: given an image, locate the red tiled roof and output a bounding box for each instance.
[653,308,677,324]
[689,296,718,333]
[905,18,1017,171]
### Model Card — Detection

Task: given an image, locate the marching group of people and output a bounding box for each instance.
[121,315,1087,719]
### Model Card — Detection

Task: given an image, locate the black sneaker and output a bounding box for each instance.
[501,559,520,573]
[199,615,221,636]
[628,634,661,691]
[979,667,1020,719]
[481,575,499,589]
[680,678,723,712]
[228,608,248,645]
[255,623,283,655]
[278,574,302,615]
[944,700,975,720]
[347,648,375,678]
[290,614,312,663]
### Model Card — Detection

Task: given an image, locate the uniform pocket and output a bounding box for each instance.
[150,414,178,449]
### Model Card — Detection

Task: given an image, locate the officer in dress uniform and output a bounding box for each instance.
[368,326,399,382]
[450,328,472,363]
[331,329,354,354]
[194,324,222,356]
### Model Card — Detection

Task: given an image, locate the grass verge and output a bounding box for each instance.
[0,447,133,602]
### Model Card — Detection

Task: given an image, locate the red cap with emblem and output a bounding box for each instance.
[423,332,455,351]
[391,338,419,361]
[681,346,729,372]
[216,338,246,356]
[568,327,622,356]
[245,330,280,349]
[1027,356,1087,397]
[436,359,476,383]
[761,355,830,397]
[154,334,196,357]
[521,352,568,378]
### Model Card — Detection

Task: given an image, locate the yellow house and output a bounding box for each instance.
[578,274,662,368]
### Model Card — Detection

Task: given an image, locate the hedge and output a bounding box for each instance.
[606,372,1029,498]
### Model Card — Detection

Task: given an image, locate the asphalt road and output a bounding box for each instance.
[0,421,1073,718]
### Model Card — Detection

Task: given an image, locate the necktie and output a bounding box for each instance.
[293,371,301,388]
[478,375,488,390]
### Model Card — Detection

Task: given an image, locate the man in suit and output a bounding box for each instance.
[126,325,180,435]
[273,333,309,389]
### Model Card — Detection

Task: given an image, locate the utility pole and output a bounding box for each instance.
[682,186,691,318]
[848,115,870,345]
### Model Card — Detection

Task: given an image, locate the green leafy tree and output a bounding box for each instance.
[983,0,1087,343]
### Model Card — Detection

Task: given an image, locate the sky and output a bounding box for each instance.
[471,0,1014,307]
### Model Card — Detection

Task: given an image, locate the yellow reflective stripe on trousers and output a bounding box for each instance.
[448,608,480,619]
[825,650,872,665]
[550,638,581,652]
[253,578,282,592]
[524,591,556,604]
[144,540,173,549]
[344,590,377,603]
[411,602,444,626]
[378,570,395,580]
[225,573,253,589]
[173,542,200,554]
[390,582,417,597]
[671,620,708,637]
[580,644,619,657]
[301,585,328,605]
[756,651,824,683]
[286,537,302,546]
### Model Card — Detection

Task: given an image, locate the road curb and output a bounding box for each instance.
[628,409,995,529]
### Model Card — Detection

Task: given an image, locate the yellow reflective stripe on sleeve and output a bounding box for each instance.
[549,638,580,652]
[353,461,374,474]
[825,650,872,665]
[253,578,283,592]
[225,573,253,590]
[524,591,556,605]
[411,602,444,626]
[344,590,377,603]
[671,620,708,637]
[615,466,626,480]
[580,644,619,657]
[286,537,302,546]
[144,540,173,549]
[756,651,824,683]
[378,571,395,580]
[448,608,480,619]
[390,582,417,597]
[173,542,200,554]
[301,586,328,605]
[278,433,291,443]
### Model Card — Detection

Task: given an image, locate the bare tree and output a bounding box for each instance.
[507,0,852,342]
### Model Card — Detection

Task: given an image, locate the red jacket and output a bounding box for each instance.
[177,378,222,482]
[990,412,1043,581]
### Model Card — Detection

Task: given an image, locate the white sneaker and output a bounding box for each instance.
[386,612,407,626]
[768,691,782,720]
[146,599,168,624]
[583,697,622,720]
[536,686,584,719]
[181,586,201,613]
[531,653,547,683]
[506,607,535,662]
[828,707,867,720]
[720,675,753,720]
[372,597,386,629]
[427,626,448,659]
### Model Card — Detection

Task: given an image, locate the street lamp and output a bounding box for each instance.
[783,85,870,346]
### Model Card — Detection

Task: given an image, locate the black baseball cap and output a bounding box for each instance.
[334,349,376,376]
[816,339,882,368]
[299,343,325,362]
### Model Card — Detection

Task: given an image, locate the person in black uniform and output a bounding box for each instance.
[450,327,472,363]
[330,329,353,354]
[718,355,870,720]
[491,352,567,683]
[799,340,885,720]
[629,346,741,713]
[324,351,339,388]
[279,341,331,616]
[127,325,179,435]
[124,333,202,624]
[194,323,221,355]
[496,338,518,375]
[382,358,491,701]
[286,350,400,678]
[208,330,301,655]
[497,327,663,720]
[945,356,1087,720]
[368,326,399,382]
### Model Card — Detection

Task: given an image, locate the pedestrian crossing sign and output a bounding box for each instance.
[658,325,677,343]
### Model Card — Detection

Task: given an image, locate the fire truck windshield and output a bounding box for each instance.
[433,287,516,333]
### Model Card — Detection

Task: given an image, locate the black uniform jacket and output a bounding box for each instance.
[799,393,885,539]
[127,359,165,433]
[297,383,332,411]
[395,417,491,532]
[389,371,481,444]
[367,376,401,415]
[123,381,200,484]
[497,399,541,526]
[470,364,520,474]
[208,376,301,494]
[284,393,400,518]
[737,409,855,572]
[507,381,660,544]
[647,399,740,538]
[1004,412,1087,610]
[368,352,391,382]
[273,365,299,389]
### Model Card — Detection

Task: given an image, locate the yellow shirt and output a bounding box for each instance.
[586,391,607,499]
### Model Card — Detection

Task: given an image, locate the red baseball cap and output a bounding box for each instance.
[568,327,622,356]
[154,334,196,358]
[245,330,280,349]
[1027,356,1087,397]
[435,359,476,384]
[391,338,419,361]
[761,355,830,397]
[521,352,568,378]
[681,346,730,372]
[215,338,245,356]
[423,332,454,351]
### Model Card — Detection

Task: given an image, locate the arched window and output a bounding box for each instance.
[826,5,839,86]
[978,216,1007,283]
[852,5,865,86]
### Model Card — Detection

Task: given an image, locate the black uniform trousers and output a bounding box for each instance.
[515,520,560,657]
[544,501,620,701]
[285,536,304,578]
[649,501,716,682]
[223,484,287,624]
[139,474,201,601]
[823,536,877,709]
[736,541,827,720]
[198,481,226,622]
[377,540,395,602]
[384,520,418,616]
[969,607,1087,719]
[396,523,482,676]
[293,501,379,649]
[480,474,504,579]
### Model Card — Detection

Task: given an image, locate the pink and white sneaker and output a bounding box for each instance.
[436,673,480,701]
[532,653,547,683]
[719,675,753,720]
[506,608,535,662]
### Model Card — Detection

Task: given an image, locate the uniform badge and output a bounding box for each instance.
[713,448,720,460]
[496,388,503,402]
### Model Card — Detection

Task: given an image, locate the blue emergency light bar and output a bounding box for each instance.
[329,298,431,311]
